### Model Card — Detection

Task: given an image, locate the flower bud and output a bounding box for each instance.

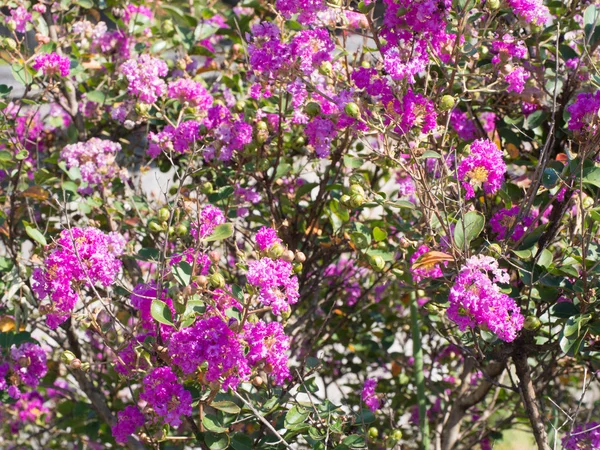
[252,376,264,387]
[61,351,77,365]
[157,207,170,222]
[70,358,82,370]
[209,273,226,289]
[209,251,221,263]
[390,429,403,441]
[135,103,151,116]
[148,220,162,233]
[487,0,500,9]
[344,102,360,119]
[369,255,386,272]
[235,100,246,112]
[4,38,17,50]
[6,20,17,32]
[293,262,303,274]
[368,427,379,439]
[319,61,333,76]
[305,102,322,117]
[201,181,214,194]
[439,95,455,111]
[281,309,291,320]
[523,315,541,330]
[488,243,502,255]
[175,224,188,236]
[340,194,352,207]
[162,19,175,36]
[256,120,268,131]
[282,250,295,262]
[295,251,306,263]
[267,243,285,259]
[349,194,366,208]
[196,275,208,287]
[349,184,365,197]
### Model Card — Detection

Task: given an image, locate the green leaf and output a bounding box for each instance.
[524,110,547,130]
[582,166,600,188]
[0,332,33,350]
[285,406,309,428]
[150,299,173,326]
[204,432,229,450]
[584,4,600,46]
[211,400,241,414]
[350,232,370,250]
[342,435,367,448]
[373,227,388,242]
[202,414,228,433]
[386,200,415,210]
[231,285,244,302]
[85,90,106,104]
[25,226,47,246]
[536,249,553,269]
[11,63,33,85]
[204,223,233,242]
[173,261,192,286]
[231,433,253,450]
[343,155,364,168]
[454,211,485,249]
[421,150,442,159]
[137,248,160,261]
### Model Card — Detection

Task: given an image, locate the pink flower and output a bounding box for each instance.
[32,53,71,77]
[247,258,300,315]
[6,6,32,33]
[507,0,550,25]
[255,227,282,251]
[457,139,506,199]
[140,367,192,427]
[191,205,226,239]
[112,406,145,444]
[505,66,530,94]
[447,255,524,342]
[121,54,168,104]
[362,378,380,412]
[490,206,534,241]
[167,78,213,109]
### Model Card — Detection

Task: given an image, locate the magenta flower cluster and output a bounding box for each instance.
[121,54,168,104]
[32,227,126,328]
[247,257,300,315]
[507,0,550,25]
[140,367,192,428]
[32,53,71,77]
[0,343,47,399]
[60,138,125,194]
[457,139,506,200]
[256,226,282,251]
[169,315,291,390]
[567,91,600,132]
[112,405,145,445]
[167,78,213,109]
[490,206,534,241]
[448,255,524,342]
[191,205,226,240]
[562,422,600,450]
[7,6,31,33]
[362,378,380,412]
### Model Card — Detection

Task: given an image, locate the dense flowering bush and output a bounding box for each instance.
[1,0,600,449]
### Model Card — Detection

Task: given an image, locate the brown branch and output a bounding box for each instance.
[513,352,551,450]
[440,359,505,450]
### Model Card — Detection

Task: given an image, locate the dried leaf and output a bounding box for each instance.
[411,251,454,270]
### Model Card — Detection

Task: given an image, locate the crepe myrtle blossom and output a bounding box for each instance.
[140,367,192,428]
[490,206,534,241]
[255,226,282,251]
[457,139,506,200]
[32,53,71,77]
[447,255,524,342]
[32,227,126,329]
[191,205,226,239]
[362,378,380,412]
[121,54,168,104]
[112,405,145,444]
